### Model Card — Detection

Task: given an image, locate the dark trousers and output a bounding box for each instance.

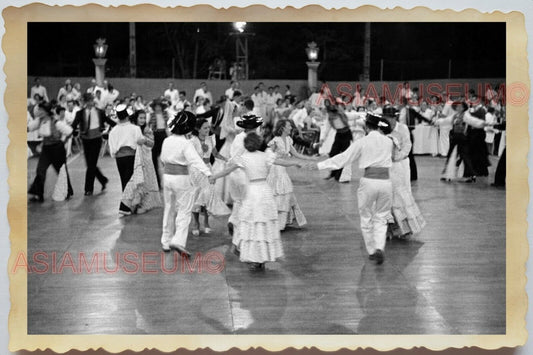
[442,136,459,173]
[328,129,352,180]
[152,130,167,189]
[408,129,417,181]
[82,137,107,193]
[29,143,73,199]
[116,155,135,212]
[494,148,506,186]
[457,141,476,178]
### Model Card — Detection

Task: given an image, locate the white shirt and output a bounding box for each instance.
[289,108,308,128]
[164,88,179,105]
[463,111,486,129]
[193,88,213,105]
[225,88,234,100]
[30,85,49,102]
[160,135,212,176]
[317,130,393,171]
[229,131,248,159]
[108,122,143,158]
[64,106,80,125]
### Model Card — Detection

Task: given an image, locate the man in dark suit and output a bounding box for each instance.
[71,93,116,195]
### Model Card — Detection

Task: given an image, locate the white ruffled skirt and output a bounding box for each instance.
[266,164,307,230]
[233,181,284,263]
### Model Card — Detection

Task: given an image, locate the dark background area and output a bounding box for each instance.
[28,22,505,81]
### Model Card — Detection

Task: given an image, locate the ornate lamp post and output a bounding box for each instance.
[306,42,320,92]
[92,38,108,87]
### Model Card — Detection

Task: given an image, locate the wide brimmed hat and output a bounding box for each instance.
[169,110,197,134]
[382,106,398,118]
[236,114,263,129]
[150,99,168,111]
[115,104,130,121]
[366,112,391,130]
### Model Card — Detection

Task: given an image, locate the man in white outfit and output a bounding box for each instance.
[160,111,212,257]
[310,113,393,264]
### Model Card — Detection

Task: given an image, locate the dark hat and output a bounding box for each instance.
[38,102,54,116]
[169,110,197,135]
[116,104,130,121]
[236,114,263,129]
[382,106,398,118]
[150,99,168,111]
[366,112,391,130]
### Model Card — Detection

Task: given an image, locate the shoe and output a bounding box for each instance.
[464,176,477,183]
[101,178,108,192]
[374,249,384,265]
[118,210,132,217]
[192,229,200,236]
[136,208,147,215]
[169,244,191,258]
[227,222,234,236]
[162,245,170,252]
[230,244,240,257]
[368,253,376,260]
[248,262,265,271]
[204,227,212,234]
[29,195,44,203]
[84,191,93,196]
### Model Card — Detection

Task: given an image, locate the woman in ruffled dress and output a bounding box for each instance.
[189,118,230,236]
[120,110,163,214]
[210,132,301,271]
[267,119,314,231]
[380,107,426,239]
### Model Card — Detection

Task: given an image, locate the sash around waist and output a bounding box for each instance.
[164,163,189,175]
[116,146,136,158]
[363,167,390,179]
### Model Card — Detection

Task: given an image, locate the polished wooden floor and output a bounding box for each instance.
[27,153,505,334]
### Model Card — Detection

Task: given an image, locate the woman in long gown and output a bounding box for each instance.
[189,118,230,236]
[121,110,163,214]
[267,119,314,231]
[381,107,426,239]
[210,132,301,271]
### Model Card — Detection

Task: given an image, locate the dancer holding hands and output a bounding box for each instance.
[209,132,301,271]
[305,113,394,264]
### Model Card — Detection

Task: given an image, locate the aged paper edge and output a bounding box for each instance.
[4,3,528,352]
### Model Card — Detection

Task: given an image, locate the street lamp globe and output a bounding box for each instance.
[234,22,246,33]
[93,38,108,58]
[306,41,319,62]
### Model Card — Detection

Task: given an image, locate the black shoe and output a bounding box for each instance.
[230,244,240,257]
[464,176,477,183]
[101,178,108,191]
[227,222,234,236]
[248,262,265,271]
[169,244,191,258]
[374,249,384,265]
[29,195,44,203]
[84,191,93,196]
[369,253,376,260]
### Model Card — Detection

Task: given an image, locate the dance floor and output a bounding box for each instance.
[26,153,505,334]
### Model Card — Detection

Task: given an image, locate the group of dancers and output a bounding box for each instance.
[29,85,431,270]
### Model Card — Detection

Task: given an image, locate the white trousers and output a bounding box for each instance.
[161,174,195,248]
[357,177,392,255]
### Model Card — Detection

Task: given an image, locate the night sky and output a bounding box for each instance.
[28,22,505,81]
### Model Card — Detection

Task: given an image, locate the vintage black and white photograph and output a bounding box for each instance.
[24,21,507,335]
